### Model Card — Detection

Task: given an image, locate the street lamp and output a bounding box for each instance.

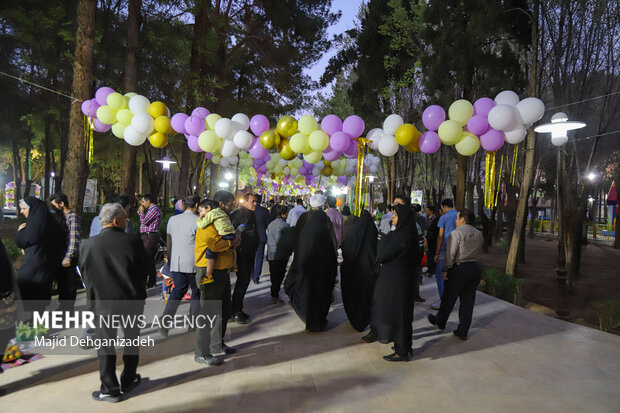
[534,112,586,317]
[156,155,177,215]
[587,172,597,182]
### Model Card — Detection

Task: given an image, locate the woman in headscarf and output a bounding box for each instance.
[340,210,378,331]
[173,198,185,215]
[370,204,418,361]
[15,197,66,306]
[284,194,337,332]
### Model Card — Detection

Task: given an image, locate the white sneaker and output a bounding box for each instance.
[431,301,441,310]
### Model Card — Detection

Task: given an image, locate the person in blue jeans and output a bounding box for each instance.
[432,199,458,310]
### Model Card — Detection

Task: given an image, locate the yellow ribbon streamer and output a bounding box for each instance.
[510,144,519,186]
[84,116,94,164]
[354,137,369,216]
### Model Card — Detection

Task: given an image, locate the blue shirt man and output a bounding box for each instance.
[432,199,458,307]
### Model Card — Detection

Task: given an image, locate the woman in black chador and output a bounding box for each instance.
[371,204,419,361]
[284,201,337,332]
[340,210,378,331]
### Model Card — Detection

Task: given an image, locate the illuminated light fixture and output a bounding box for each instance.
[156,155,177,171]
[534,112,585,147]
[218,182,229,188]
[225,172,234,180]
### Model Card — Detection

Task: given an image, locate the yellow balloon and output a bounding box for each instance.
[308,130,329,151]
[260,129,281,150]
[111,123,126,139]
[323,160,332,167]
[107,93,126,110]
[303,150,322,164]
[289,132,309,153]
[448,99,474,125]
[322,166,333,177]
[438,120,463,145]
[395,123,417,146]
[455,132,480,156]
[96,105,117,125]
[154,116,171,134]
[278,138,297,161]
[149,101,168,118]
[405,132,421,152]
[149,132,168,148]
[116,108,133,126]
[198,130,220,152]
[298,115,318,135]
[277,115,298,138]
[206,113,221,130]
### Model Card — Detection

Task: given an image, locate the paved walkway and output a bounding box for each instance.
[1,265,619,413]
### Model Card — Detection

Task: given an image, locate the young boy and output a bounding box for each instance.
[197,200,236,284]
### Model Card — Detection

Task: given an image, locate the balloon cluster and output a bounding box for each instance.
[365,115,425,156]
[82,86,173,148]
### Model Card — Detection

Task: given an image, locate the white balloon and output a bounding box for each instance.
[220,158,230,168]
[312,168,320,176]
[488,104,519,132]
[123,126,147,146]
[516,97,545,125]
[494,90,520,107]
[504,126,527,144]
[220,140,240,158]
[233,130,253,150]
[131,113,155,135]
[378,134,399,156]
[231,113,250,130]
[283,167,290,175]
[366,127,383,150]
[382,114,404,135]
[369,165,378,173]
[215,118,234,140]
[316,161,325,170]
[128,95,150,114]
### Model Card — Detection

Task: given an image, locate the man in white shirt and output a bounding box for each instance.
[286,198,307,227]
[379,204,394,235]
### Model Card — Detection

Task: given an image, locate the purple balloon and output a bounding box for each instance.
[344,140,358,158]
[171,113,189,134]
[422,105,446,131]
[321,114,343,136]
[473,97,496,117]
[185,115,206,136]
[187,136,203,152]
[329,131,351,152]
[250,114,270,136]
[205,152,213,160]
[81,100,90,116]
[81,99,100,118]
[95,87,115,106]
[419,131,441,154]
[92,119,112,132]
[249,140,269,159]
[467,115,490,136]
[480,128,505,152]
[299,167,307,175]
[337,176,347,186]
[342,115,365,137]
[323,149,342,162]
[192,107,210,119]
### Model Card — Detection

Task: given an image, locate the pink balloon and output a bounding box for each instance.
[473,97,496,117]
[321,114,343,136]
[342,115,365,137]
[467,115,490,136]
[95,87,115,106]
[480,128,505,152]
[187,136,203,152]
[422,105,446,131]
[185,115,206,136]
[419,131,441,154]
[171,113,189,134]
[92,119,112,132]
[250,115,270,136]
[192,107,210,119]
[329,131,350,152]
[344,140,358,158]
[323,149,342,162]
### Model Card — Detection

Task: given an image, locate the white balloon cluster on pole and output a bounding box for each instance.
[373,114,404,156]
[488,91,545,144]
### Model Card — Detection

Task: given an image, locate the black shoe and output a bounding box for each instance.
[383,352,411,362]
[222,344,237,355]
[121,374,141,394]
[361,332,378,343]
[415,296,426,303]
[158,327,169,338]
[234,311,249,324]
[427,314,445,330]
[92,391,122,403]
[252,277,260,284]
[194,355,223,366]
[453,330,468,341]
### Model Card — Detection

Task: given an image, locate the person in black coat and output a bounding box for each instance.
[370,204,420,362]
[15,197,66,309]
[230,193,260,323]
[340,210,378,332]
[251,200,271,284]
[78,203,155,402]
[0,232,20,373]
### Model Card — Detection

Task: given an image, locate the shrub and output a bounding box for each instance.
[589,300,620,332]
[3,239,22,262]
[480,266,523,304]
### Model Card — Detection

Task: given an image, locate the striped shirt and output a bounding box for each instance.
[64,209,80,261]
[139,204,161,234]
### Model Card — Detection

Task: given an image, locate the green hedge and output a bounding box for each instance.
[480,266,523,304]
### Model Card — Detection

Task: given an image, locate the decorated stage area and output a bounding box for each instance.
[1,263,619,413]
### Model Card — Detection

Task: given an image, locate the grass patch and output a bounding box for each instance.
[589,300,620,332]
[480,266,523,305]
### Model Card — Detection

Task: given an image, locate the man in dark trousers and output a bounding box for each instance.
[428,209,484,340]
[251,195,271,284]
[79,203,156,403]
[230,192,259,323]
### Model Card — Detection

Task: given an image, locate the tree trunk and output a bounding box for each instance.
[455,155,467,210]
[11,140,23,208]
[23,134,33,198]
[121,0,142,202]
[63,0,96,214]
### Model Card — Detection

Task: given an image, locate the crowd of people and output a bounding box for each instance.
[0,187,484,402]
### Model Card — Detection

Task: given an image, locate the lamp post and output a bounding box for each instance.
[367,175,375,214]
[534,112,585,318]
[156,155,177,215]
